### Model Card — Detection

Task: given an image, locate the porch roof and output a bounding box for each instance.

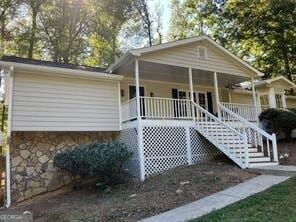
[107,35,263,79]
[120,61,249,87]
[255,76,296,89]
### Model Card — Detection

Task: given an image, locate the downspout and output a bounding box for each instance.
[5,66,14,208]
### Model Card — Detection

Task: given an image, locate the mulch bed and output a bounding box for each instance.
[12,161,257,222]
[278,139,296,166]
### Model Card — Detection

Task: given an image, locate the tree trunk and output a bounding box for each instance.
[147,20,152,46]
[282,48,292,82]
[0,11,6,55]
[28,10,37,59]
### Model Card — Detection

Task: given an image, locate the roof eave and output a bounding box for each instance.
[106,52,134,73]
[0,61,123,81]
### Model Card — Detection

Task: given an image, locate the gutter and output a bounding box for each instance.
[0,61,123,81]
[5,66,13,208]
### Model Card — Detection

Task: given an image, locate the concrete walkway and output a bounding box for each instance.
[249,165,296,177]
[141,175,289,222]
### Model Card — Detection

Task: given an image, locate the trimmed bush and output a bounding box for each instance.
[259,108,296,140]
[54,141,132,188]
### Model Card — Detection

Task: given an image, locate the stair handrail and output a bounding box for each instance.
[193,102,245,138]
[219,104,272,139]
[192,101,249,168]
[218,104,278,163]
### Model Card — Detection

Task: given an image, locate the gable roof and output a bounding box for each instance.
[255,76,296,89]
[107,35,264,77]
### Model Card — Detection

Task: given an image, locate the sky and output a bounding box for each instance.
[119,0,173,51]
[148,0,172,36]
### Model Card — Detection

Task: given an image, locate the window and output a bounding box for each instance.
[197,46,207,59]
[260,95,269,111]
[275,94,283,108]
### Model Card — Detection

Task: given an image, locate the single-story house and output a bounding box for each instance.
[0,35,294,206]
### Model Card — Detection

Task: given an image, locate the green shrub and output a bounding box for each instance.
[259,108,296,140]
[54,141,132,188]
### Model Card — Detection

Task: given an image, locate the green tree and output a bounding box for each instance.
[0,0,18,55]
[39,0,91,64]
[25,0,46,59]
[168,0,296,83]
[84,0,133,67]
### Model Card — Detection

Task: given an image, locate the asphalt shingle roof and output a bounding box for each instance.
[1,56,107,73]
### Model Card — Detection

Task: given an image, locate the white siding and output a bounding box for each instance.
[120,78,221,113]
[12,70,120,131]
[140,41,253,77]
[287,98,296,108]
[230,92,253,105]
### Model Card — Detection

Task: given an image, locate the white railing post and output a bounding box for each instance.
[272,133,278,163]
[243,132,249,168]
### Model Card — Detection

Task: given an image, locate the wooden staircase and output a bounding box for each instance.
[192,102,278,169]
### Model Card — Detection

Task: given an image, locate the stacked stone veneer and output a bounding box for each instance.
[10,132,118,203]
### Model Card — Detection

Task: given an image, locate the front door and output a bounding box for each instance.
[129,85,145,117]
[129,85,144,99]
[172,88,213,117]
[182,90,209,111]
[196,92,208,110]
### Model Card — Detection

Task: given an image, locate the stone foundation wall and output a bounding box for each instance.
[10,131,118,203]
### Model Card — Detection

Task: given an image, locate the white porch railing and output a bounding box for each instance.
[140,97,192,119]
[219,104,278,163]
[121,97,192,121]
[220,102,258,122]
[121,98,137,122]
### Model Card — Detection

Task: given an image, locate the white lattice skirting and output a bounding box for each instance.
[119,128,141,178]
[120,125,221,180]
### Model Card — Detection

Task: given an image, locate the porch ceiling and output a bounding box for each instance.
[118,60,249,88]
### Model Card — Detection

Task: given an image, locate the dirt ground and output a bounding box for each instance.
[10,160,257,222]
[278,139,296,166]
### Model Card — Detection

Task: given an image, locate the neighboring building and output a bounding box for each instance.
[0,35,293,206]
[227,76,296,111]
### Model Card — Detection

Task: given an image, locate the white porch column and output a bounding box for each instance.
[188,67,195,120]
[135,59,145,181]
[281,91,287,108]
[213,72,221,118]
[257,93,262,113]
[135,59,141,119]
[268,87,277,108]
[188,67,194,103]
[251,78,259,121]
[228,90,232,103]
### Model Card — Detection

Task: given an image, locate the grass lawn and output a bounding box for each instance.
[192,177,296,222]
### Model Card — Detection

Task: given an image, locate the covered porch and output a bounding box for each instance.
[111,36,262,125]
[120,60,259,124]
[110,36,277,181]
